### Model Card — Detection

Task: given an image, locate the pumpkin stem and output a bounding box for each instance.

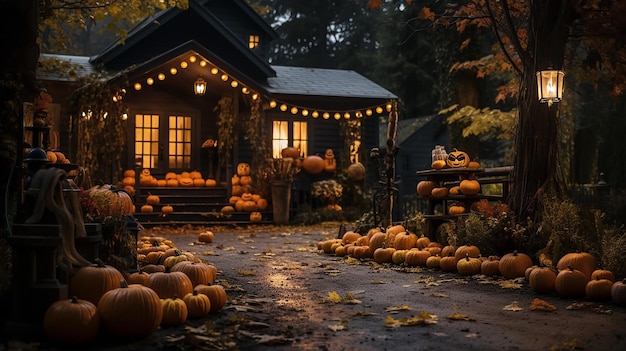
[71,296,79,303]
[94,258,106,267]
[120,280,129,288]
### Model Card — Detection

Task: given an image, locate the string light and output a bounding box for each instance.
[130,56,396,121]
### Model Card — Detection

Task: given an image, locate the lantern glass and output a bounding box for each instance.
[536,70,564,103]
[194,78,207,96]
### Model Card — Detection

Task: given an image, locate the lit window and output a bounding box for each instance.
[272,120,308,158]
[348,120,361,163]
[135,114,160,169]
[168,115,192,169]
[249,34,260,49]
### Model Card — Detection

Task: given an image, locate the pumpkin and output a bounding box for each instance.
[171,261,216,286]
[123,169,135,178]
[334,244,348,257]
[141,264,166,274]
[426,255,442,269]
[205,179,217,187]
[250,211,262,222]
[373,246,396,264]
[281,147,300,159]
[431,187,449,198]
[454,245,480,262]
[237,163,251,176]
[457,254,482,276]
[189,170,202,179]
[440,254,458,272]
[415,236,431,249]
[69,258,124,305]
[141,168,151,177]
[498,250,533,279]
[141,204,153,213]
[591,269,615,282]
[341,231,362,245]
[193,178,205,187]
[163,253,189,268]
[161,205,174,214]
[416,181,437,197]
[166,178,179,187]
[221,205,235,214]
[431,159,446,169]
[555,267,589,298]
[392,249,409,265]
[159,297,188,327]
[480,256,501,276]
[404,248,431,267]
[393,231,418,250]
[179,177,194,187]
[460,179,481,195]
[127,270,151,286]
[441,245,456,258]
[468,161,480,169]
[243,200,258,212]
[256,198,268,211]
[352,245,371,259]
[122,177,135,187]
[528,266,557,294]
[145,270,194,299]
[446,149,470,168]
[556,252,597,280]
[585,276,613,301]
[97,281,163,339]
[449,185,461,195]
[194,284,228,312]
[347,162,366,181]
[43,296,99,344]
[302,155,325,174]
[156,179,167,187]
[146,194,160,205]
[367,232,387,252]
[448,205,466,215]
[46,150,57,163]
[611,279,626,305]
[198,231,214,243]
[183,290,211,318]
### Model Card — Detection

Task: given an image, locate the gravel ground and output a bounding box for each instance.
[26,222,626,351]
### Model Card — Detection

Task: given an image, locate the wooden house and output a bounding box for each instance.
[37,0,397,225]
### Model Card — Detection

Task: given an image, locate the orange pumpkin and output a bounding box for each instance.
[416,181,436,197]
[123,169,135,178]
[281,147,300,158]
[43,296,100,344]
[302,155,325,174]
[146,194,160,205]
[141,168,151,177]
[431,187,449,198]
[161,205,174,214]
[193,178,205,187]
[250,211,262,222]
[141,204,154,213]
[166,179,179,187]
[460,179,481,195]
[189,170,202,179]
[157,179,167,187]
[194,284,228,313]
[205,179,217,187]
[237,163,251,176]
[347,162,366,181]
[179,177,194,187]
[165,172,177,180]
[122,177,135,187]
[431,160,446,169]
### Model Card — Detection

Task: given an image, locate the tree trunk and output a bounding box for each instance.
[510,0,573,221]
[0,0,39,226]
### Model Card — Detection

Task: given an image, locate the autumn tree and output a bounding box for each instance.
[369,0,626,223]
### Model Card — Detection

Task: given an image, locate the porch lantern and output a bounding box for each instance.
[194,77,207,96]
[536,69,564,107]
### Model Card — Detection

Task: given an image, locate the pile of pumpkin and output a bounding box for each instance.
[138,193,173,214]
[317,224,626,305]
[120,169,219,196]
[416,178,482,216]
[220,162,268,222]
[43,234,227,345]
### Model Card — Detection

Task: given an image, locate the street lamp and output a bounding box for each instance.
[194,77,207,96]
[536,69,565,107]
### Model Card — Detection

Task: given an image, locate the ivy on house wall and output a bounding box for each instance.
[215,95,237,179]
[70,74,129,185]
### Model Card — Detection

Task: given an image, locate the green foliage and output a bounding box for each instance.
[442,104,516,140]
[215,96,237,176]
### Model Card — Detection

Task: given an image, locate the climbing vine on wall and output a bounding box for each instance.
[215,96,237,177]
[70,74,129,185]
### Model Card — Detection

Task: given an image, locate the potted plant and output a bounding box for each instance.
[266,157,299,225]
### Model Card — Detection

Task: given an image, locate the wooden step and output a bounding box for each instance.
[133,211,273,228]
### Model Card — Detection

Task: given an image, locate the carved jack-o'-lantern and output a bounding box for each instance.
[237,163,251,176]
[446,149,471,168]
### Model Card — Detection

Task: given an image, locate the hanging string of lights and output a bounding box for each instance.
[123,53,394,119]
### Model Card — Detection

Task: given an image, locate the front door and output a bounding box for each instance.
[134,112,196,174]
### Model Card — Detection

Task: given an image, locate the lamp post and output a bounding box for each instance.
[536,69,565,107]
[194,77,207,96]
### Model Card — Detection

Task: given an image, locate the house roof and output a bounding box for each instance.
[266,66,397,100]
[38,54,96,81]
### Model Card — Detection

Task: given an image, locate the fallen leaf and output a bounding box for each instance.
[350,311,377,317]
[565,302,612,314]
[327,291,342,303]
[385,305,413,312]
[503,301,523,311]
[530,298,557,312]
[328,318,349,331]
[430,292,449,298]
[385,312,438,327]
[236,270,257,276]
[465,332,481,338]
[371,279,386,284]
[446,304,476,321]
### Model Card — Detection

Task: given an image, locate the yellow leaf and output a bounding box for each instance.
[385,305,413,312]
[418,7,435,21]
[327,291,342,303]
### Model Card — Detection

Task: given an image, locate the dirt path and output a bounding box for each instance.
[32,223,626,350]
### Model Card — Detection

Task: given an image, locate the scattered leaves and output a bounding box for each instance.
[549,338,581,351]
[385,305,413,312]
[236,270,257,276]
[328,318,349,331]
[565,302,612,314]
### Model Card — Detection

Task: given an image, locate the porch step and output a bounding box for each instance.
[133,211,273,228]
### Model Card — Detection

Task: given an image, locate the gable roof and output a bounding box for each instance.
[92,0,276,79]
